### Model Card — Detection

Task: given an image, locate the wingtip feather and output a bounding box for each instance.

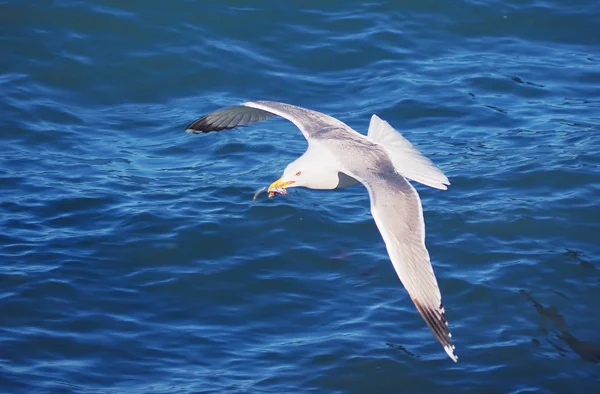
[445,345,458,362]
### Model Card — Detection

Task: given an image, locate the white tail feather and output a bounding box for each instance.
[367,115,450,190]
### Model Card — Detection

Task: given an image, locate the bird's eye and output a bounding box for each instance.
[295,171,302,176]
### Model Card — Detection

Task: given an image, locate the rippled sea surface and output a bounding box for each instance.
[2,1,600,392]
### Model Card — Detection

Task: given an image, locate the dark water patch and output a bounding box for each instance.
[522,290,600,363]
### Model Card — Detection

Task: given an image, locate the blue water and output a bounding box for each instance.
[2,0,600,392]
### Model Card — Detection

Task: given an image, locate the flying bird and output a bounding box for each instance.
[186,100,457,362]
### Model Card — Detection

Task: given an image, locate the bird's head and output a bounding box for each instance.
[267,162,305,198]
[267,155,342,197]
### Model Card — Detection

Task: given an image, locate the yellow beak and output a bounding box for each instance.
[268,178,295,198]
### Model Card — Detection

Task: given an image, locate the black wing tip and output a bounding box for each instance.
[414,299,458,362]
[185,116,232,134]
[185,104,277,134]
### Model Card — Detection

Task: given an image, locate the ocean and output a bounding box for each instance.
[1,0,600,392]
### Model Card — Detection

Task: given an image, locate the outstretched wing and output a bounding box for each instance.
[186,100,352,141]
[363,173,457,362]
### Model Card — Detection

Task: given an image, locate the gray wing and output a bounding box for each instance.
[364,173,457,362]
[186,100,352,141]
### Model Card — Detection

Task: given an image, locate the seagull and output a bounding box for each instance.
[186,100,457,362]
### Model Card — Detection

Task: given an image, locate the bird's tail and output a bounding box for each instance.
[367,115,450,190]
